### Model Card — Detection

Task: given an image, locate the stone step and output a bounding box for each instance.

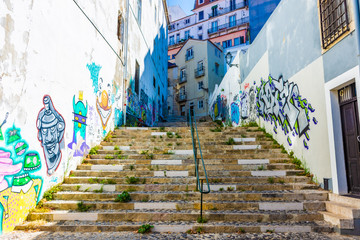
[329,193,360,209]
[319,211,354,230]
[325,201,360,219]
[60,182,315,193]
[54,190,328,202]
[15,221,333,233]
[27,210,324,223]
[43,200,326,212]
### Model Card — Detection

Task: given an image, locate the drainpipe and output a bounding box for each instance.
[353,0,360,65]
[122,0,130,126]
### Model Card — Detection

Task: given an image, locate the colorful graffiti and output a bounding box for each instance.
[231,102,240,125]
[68,93,89,157]
[0,124,43,233]
[88,63,112,131]
[0,113,9,141]
[256,75,316,149]
[114,85,123,127]
[211,95,228,121]
[36,95,65,175]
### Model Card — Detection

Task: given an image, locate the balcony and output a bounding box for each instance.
[208,1,248,19]
[208,17,249,35]
[194,66,205,78]
[176,92,187,102]
[179,73,187,84]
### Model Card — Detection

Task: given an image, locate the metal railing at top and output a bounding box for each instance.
[188,109,210,219]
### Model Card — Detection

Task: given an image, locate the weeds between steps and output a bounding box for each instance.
[77,201,92,212]
[197,216,208,223]
[225,137,235,145]
[103,131,113,142]
[138,224,154,234]
[115,191,131,202]
[89,145,101,155]
[126,176,140,184]
[43,184,62,201]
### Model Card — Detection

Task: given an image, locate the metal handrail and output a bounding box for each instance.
[189,109,210,194]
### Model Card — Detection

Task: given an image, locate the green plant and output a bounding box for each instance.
[43,184,62,201]
[289,150,294,158]
[227,186,234,191]
[156,165,159,171]
[164,170,167,177]
[76,185,81,191]
[185,184,189,192]
[225,137,236,145]
[105,155,114,159]
[104,131,113,142]
[279,179,285,184]
[77,201,92,212]
[89,145,101,155]
[238,227,246,233]
[141,197,149,202]
[126,187,137,192]
[197,216,207,223]
[159,127,165,132]
[140,150,149,155]
[145,153,154,159]
[115,191,131,202]
[88,178,100,184]
[154,147,160,150]
[176,142,181,146]
[163,151,174,155]
[153,182,159,184]
[93,186,103,193]
[130,165,135,171]
[106,179,116,184]
[242,122,258,127]
[268,177,275,184]
[210,127,222,132]
[266,229,274,233]
[257,165,265,171]
[167,132,174,138]
[114,146,120,151]
[160,136,163,139]
[196,227,203,233]
[138,224,154,234]
[175,133,182,138]
[142,178,146,184]
[167,143,173,146]
[126,176,140,184]
[219,188,224,191]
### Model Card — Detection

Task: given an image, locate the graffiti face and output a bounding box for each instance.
[37,95,65,175]
[96,77,112,130]
[256,75,316,149]
[68,94,89,157]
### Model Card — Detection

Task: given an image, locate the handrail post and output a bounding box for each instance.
[200,179,203,219]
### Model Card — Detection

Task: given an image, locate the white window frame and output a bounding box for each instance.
[198,100,204,109]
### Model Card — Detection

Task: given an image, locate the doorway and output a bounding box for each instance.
[340,83,360,193]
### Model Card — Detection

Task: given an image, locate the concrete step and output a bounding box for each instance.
[53,190,328,202]
[27,210,324,223]
[15,220,333,233]
[320,211,354,230]
[325,201,360,219]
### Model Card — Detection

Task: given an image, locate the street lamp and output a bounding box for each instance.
[225,52,239,67]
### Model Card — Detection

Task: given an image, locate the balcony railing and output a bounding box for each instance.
[176,92,187,102]
[208,1,248,18]
[208,17,249,34]
[179,73,187,84]
[195,67,205,78]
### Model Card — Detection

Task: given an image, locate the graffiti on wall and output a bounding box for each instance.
[256,75,317,149]
[114,85,123,127]
[87,63,112,131]
[0,113,9,141]
[36,95,65,175]
[0,121,43,233]
[211,95,228,121]
[68,92,89,157]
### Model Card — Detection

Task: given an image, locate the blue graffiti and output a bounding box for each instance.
[231,103,240,125]
[87,63,102,94]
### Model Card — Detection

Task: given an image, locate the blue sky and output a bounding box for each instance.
[166,0,194,15]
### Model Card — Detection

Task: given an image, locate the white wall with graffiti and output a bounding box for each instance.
[208,0,333,189]
[0,0,169,234]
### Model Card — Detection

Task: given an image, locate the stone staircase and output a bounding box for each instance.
[16,124,334,234]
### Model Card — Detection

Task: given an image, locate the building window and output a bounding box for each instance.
[185,30,190,39]
[222,39,232,48]
[117,12,124,43]
[185,18,190,24]
[135,61,140,95]
[240,36,245,44]
[176,33,180,43]
[211,5,218,17]
[234,37,240,46]
[199,11,204,21]
[319,0,349,49]
[180,68,186,82]
[169,36,175,45]
[198,34,203,40]
[211,21,218,32]
[186,48,193,61]
[198,100,204,109]
[199,0,204,4]
[158,86,160,95]
[137,0,142,25]
[229,15,236,27]
[198,26,202,31]
[172,54,176,59]
[153,76,156,87]
[198,81,204,90]
[215,63,219,75]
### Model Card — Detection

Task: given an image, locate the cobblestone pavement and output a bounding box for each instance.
[2,231,360,240]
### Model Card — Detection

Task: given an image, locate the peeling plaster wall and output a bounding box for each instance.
[0,0,167,234]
